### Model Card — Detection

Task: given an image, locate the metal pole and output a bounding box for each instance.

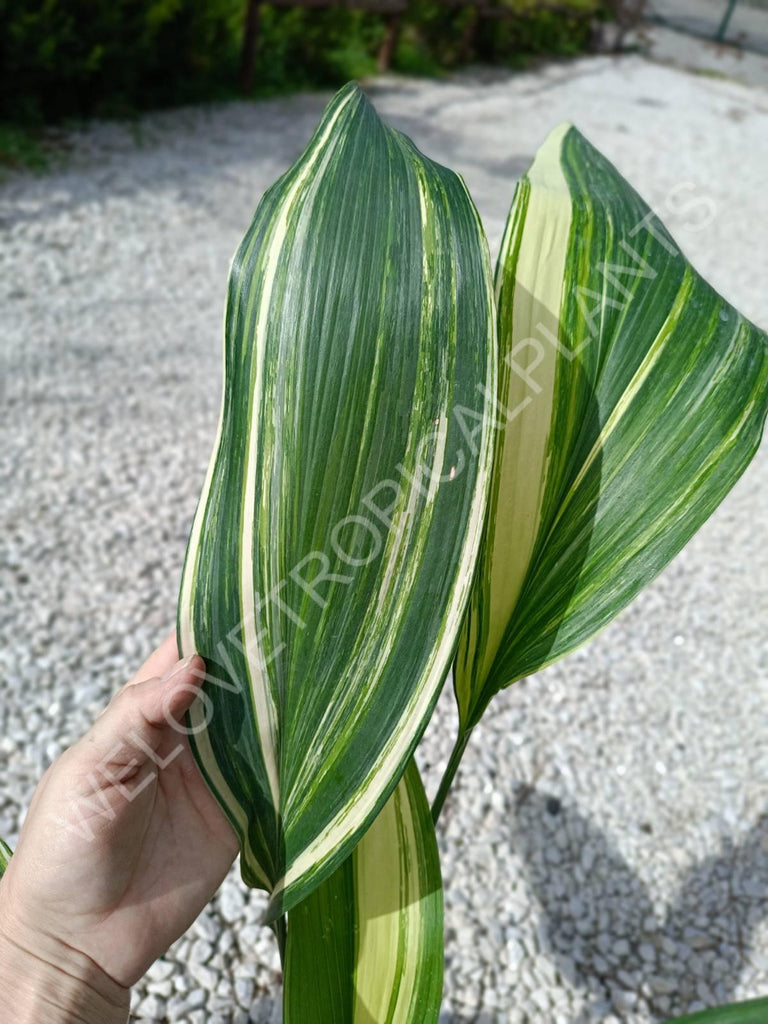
[715,0,738,41]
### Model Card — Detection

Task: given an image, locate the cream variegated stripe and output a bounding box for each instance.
[239,87,358,811]
[455,122,768,731]
[471,124,570,703]
[0,838,11,880]
[186,695,271,889]
[178,289,273,885]
[283,759,443,1024]
[177,82,496,910]
[178,95,358,884]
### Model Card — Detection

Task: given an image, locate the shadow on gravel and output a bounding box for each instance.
[513,788,768,1020]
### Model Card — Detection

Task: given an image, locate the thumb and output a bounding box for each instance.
[81,654,207,779]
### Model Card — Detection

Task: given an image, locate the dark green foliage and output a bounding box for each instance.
[0,122,50,171]
[1,0,601,127]
[397,1,596,73]
[252,7,385,91]
[1,0,245,122]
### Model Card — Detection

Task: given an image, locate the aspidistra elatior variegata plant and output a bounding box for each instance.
[454,122,768,736]
[177,82,496,920]
[177,89,768,1020]
[284,759,443,1024]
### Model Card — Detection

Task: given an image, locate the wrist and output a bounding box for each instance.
[0,903,129,1024]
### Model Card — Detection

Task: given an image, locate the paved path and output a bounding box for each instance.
[648,0,768,53]
[1,55,767,1023]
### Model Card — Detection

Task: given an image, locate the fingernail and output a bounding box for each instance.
[162,654,197,682]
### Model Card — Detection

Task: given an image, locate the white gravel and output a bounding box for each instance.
[1,52,767,1023]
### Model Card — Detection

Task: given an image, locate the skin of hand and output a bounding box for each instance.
[0,633,240,1023]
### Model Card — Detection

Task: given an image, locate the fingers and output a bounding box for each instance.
[131,654,207,728]
[85,655,206,775]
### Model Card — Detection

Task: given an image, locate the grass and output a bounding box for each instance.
[0,123,50,173]
[686,65,736,82]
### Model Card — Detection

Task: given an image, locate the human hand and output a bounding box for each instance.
[0,633,239,1023]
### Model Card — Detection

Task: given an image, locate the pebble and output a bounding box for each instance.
[194,912,220,944]
[189,961,219,991]
[639,942,657,963]
[146,959,176,983]
[171,988,206,1018]
[504,938,525,970]
[146,980,173,998]
[650,976,677,995]
[136,994,166,1019]
[189,938,214,965]
[219,882,247,924]
[235,977,255,1008]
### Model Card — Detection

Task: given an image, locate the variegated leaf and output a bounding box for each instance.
[0,839,10,880]
[664,998,768,1024]
[177,82,496,917]
[283,759,443,1024]
[455,123,768,731]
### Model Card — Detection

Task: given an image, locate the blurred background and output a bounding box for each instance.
[1,3,767,1024]
[2,0,768,158]
[4,1,634,133]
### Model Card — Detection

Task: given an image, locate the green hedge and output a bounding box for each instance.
[0,1,601,124]
[1,0,244,122]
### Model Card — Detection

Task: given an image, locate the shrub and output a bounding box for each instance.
[1,0,603,125]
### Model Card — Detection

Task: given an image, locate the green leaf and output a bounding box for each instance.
[664,998,768,1024]
[177,82,496,918]
[283,759,443,1024]
[455,123,768,730]
[0,839,11,879]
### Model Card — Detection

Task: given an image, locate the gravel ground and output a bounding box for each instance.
[1,54,767,1024]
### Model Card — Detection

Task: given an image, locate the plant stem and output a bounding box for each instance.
[431,728,472,824]
[271,915,287,969]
